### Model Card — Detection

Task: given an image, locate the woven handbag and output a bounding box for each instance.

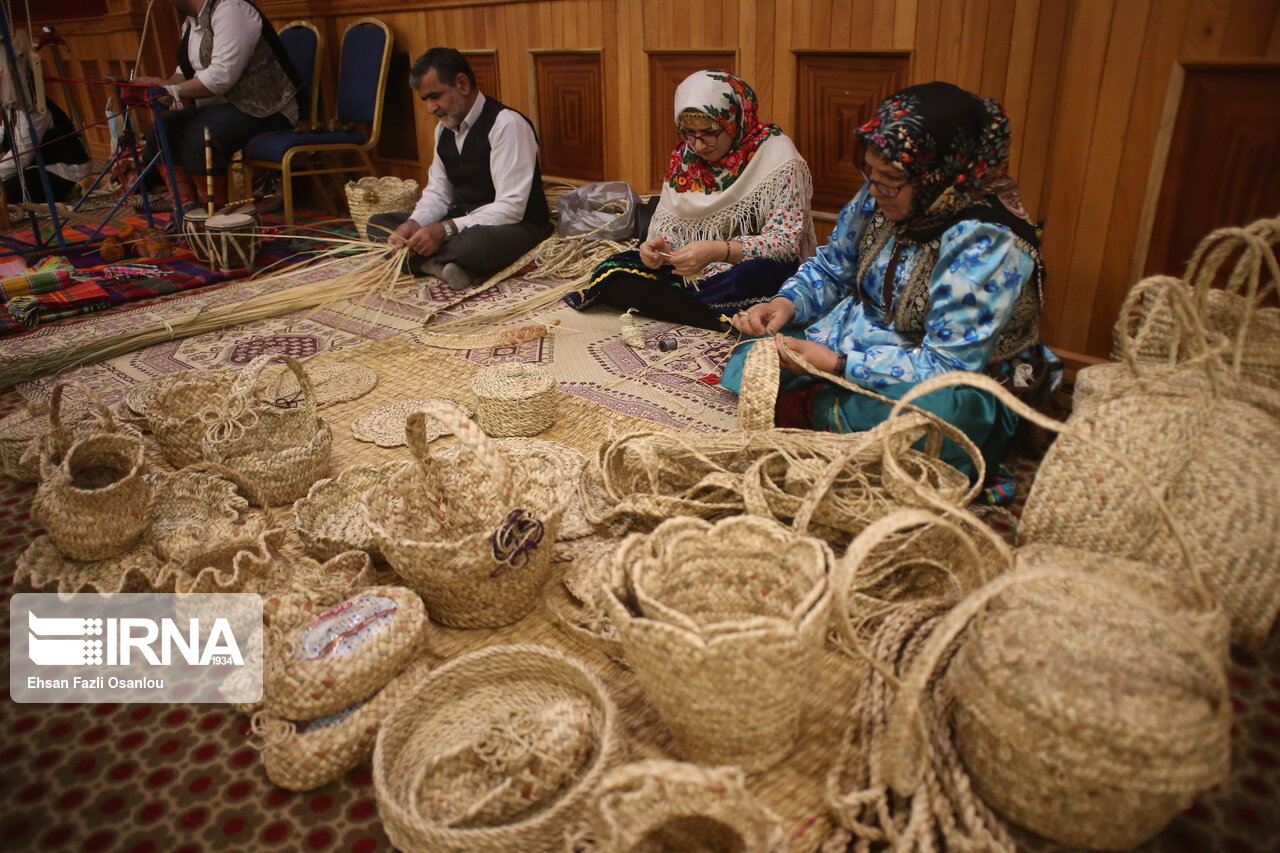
[32,431,150,561]
[137,369,238,468]
[294,461,404,561]
[253,657,432,792]
[260,585,428,721]
[374,644,625,853]
[364,402,564,629]
[568,760,785,853]
[345,175,420,240]
[201,353,333,506]
[600,515,832,772]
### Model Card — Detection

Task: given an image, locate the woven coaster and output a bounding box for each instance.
[350,398,473,448]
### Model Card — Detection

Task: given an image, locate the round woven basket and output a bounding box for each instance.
[600,515,832,772]
[3,381,120,484]
[472,362,557,437]
[570,760,786,853]
[254,657,432,791]
[374,644,625,853]
[140,369,237,468]
[294,461,404,561]
[262,585,429,721]
[345,175,420,240]
[363,403,565,629]
[32,431,150,561]
[201,353,333,506]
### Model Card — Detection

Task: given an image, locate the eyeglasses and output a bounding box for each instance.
[859,164,909,198]
[678,127,724,147]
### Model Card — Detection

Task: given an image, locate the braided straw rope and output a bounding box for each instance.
[567,760,786,853]
[363,402,564,629]
[373,644,625,853]
[472,362,558,437]
[253,657,433,792]
[32,430,150,561]
[201,353,333,506]
[600,515,832,772]
[260,585,428,720]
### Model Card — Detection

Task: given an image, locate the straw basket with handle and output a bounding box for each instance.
[599,514,833,773]
[201,353,332,506]
[140,368,238,468]
[363,402,564,629]
[2,381,120,484]
[374,644,625,853]
[345,176,420,241]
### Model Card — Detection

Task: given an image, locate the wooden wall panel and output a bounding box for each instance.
[466,52,501,100]
[27,0,1280,363]
[793,52,910,212]
[646,52,737,189]
[533,52,605,181]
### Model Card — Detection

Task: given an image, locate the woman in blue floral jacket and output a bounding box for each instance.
[722,81,1059,479]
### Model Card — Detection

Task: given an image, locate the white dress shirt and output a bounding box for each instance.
[177,0,298,123]
[409,93,540,231]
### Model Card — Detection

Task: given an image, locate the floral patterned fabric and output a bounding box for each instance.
[666,70,782,195]
[778,185,1037,388]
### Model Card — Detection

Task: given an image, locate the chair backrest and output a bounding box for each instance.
[336,18,393,138]
[278,20,323,124]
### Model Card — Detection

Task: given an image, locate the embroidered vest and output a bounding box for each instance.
[177,0,300,119]
[435,95,550,228]
[856,209,1044,365]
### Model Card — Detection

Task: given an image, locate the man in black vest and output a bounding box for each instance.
[368,48,552,291]
[136,0,299,212]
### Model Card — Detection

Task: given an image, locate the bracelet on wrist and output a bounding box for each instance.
[723,240,732,263]
[834,353,848,376]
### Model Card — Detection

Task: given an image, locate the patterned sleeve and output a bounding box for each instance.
[736,159,809,262]
[839,220,1034,388]
[775,189,874,325]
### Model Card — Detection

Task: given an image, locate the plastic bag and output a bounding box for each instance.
[555,181,641,240]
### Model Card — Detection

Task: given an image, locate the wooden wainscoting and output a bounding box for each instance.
[532,51,605,182]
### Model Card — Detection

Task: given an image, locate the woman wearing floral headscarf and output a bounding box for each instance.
[723,81,1060,480]
[565,70,814,330]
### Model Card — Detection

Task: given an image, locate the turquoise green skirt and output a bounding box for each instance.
[720,335,1019,482]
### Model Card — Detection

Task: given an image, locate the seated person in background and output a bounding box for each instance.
[368,47,553,292]
[0,97,91,204]
[135,0,300,211]
[724,81,1060,480]
[565,69,814,331]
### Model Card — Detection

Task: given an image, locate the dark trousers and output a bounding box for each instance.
[144,103,291,175]
[367,210,551,276]
[3,170,78,204]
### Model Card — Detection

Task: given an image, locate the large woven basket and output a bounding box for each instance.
[345,175,420,240]
[253,657,432,791]
[261,585,428,720]
[32,431,150,561]
[569,760,786,853]
[363,403,564,629]
[201,353,332,506]
[137,369,238,468]
[374,644,625,853]
[600,515,832,772]
[472,362,558,437]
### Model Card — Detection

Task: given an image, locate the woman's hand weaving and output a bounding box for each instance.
[665,240,726,277]
[731,297,796,336]
[638,236,670,269]
[774,335,839,376]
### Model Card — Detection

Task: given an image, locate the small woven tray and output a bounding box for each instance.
[151,462,271,563]
[351,399,474,447]
[15,536,164,595]
[294,462,405,560]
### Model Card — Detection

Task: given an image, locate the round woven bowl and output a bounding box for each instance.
[255,657,432,792]
[472,362,557,437]
[263,585,429,720]
[294,462,404,560]
[32,431,150,561]
[601,515,833,772]
[151,461,274,563]
[374,644,624,853]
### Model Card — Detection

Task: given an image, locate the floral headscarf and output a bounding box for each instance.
[666,70,782,195]
[856,82,1020,241]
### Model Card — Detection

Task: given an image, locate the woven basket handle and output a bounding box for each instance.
[737,340,782,431]
[177,461,280,522]
[48,380,115,454]
[831,507,1013,649]
[230,353,319,418]
[879,566,1230,798]
[405,401,514,510]
[1114,275,1227,387]
[1185,222,1280,309]
[879,369,1211,606]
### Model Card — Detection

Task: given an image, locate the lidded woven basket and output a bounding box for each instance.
[345,175,420,240]
[600,515,833,772]
[472,362,557,437]
[373,644,625,853]
[363,402,565,629]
